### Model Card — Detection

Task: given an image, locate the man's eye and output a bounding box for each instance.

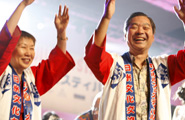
[143,27,149,30]
[30,48,35,50]
[131,26,137,29]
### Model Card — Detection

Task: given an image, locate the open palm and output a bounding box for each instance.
[174,0,185,23]
[22,0,34,6]
[55,5,69,34]
[104,0,115,19]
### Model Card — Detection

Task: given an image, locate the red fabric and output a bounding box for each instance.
[168,49,185,86]
[0,22,75,120]
[31,46,75,95]
[84,35,113,85]
[0,22,21,76]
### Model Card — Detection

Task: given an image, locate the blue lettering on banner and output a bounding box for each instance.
[1,73,11,94]
[156,63,169,88]
[30,82,41,106]
[111,62,126,88]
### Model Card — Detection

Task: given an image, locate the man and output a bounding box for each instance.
[84,0,185,119]
[42,111,61,120]
[75,91,102,120]
[0,0,75,119]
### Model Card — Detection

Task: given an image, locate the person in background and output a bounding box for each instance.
[0,0,75,119]
[75,91,102,120]
[84,0,185,119]
[173,80,185,120]
[42,111,61,120]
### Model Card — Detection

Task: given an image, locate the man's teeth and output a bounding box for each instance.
[23,59,30,62]
[135,38,144,41]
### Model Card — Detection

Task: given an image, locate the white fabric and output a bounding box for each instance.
[0,65,42,120]
[172,105,185,120]
[99,53,171,120]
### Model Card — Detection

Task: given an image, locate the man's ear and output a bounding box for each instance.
[124,33,127,41]
[152,34,155,42]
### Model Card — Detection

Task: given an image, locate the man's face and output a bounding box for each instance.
[125,16,154,54]
[10,37,35,73]
[48,115,60,120]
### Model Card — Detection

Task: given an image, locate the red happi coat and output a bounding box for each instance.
[0,22,75,120]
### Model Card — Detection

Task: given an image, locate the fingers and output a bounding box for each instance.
[62,5,69,16]
[183,0,185,5]
[62,5,66,16]
[58,4,69,17]
[58,5,62,17]
[174,6,184,20]
[179,0,183,7]
[65,7,69,18]
[105,0,111,5]
[179,0,185,8]
[174,6,180,14]
[105,0,109,4]
[54,14,59,27]
[105,0,115,4]
[54,14,58,23]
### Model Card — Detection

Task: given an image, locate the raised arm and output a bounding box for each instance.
[94,0,115,47]
[54,5,69,54]
[7,0,34,35]
[174,0,185,26]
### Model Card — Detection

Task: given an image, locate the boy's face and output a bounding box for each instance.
[10,37,35,73]
[125,16,154,54]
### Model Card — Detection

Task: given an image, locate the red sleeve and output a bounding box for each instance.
[0,22,21,76]
[31,46,75,96]
[168,49,185,85]
[84,34,113,85]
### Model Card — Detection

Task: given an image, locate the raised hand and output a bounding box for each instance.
[22,0,35,6]
[174,0,185,24]
[54,5,69,39]
[103,0,116,20]
[7,0,34,35]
